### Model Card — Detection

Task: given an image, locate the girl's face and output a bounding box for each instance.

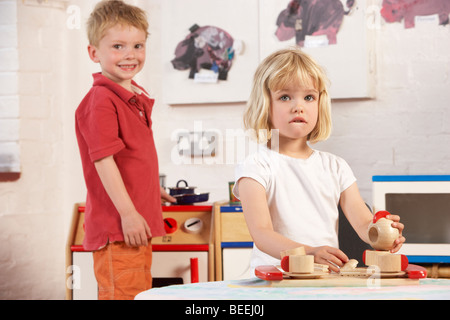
[270,80,319,142]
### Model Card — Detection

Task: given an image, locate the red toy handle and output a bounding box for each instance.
[405,264,427,279]
[190,257,199,283]
[281,256,290,272]
[373,210,391,223]
[255,265,284,281]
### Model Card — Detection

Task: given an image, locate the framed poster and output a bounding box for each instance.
[161,0,260,105]
[259,0,375,99]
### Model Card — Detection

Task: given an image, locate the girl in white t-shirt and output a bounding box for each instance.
[233,48,405,273]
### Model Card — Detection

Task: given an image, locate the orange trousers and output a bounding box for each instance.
[92,241,152,300]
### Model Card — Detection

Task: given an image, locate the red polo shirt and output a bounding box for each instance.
[75,73,165,251]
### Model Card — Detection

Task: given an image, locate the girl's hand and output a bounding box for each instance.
[387,214,406,253]
[308,246,349,273]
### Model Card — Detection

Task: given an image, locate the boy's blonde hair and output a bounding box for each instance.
[87,0,149,46]
[244,47,332,144]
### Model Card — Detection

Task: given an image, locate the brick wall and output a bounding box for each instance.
[317,22,450,198]
[0,0,67,299]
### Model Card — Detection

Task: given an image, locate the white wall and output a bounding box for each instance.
[0,0,448,299]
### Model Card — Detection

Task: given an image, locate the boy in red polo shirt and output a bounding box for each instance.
[75,0,175,300]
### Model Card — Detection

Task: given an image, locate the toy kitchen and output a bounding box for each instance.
[66,180,215,300]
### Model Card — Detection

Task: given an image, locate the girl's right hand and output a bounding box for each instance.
[308,246,349,273]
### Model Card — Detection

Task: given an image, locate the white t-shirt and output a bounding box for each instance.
[233,145,356,270]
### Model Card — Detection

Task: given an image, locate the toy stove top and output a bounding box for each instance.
[154,204,213,249]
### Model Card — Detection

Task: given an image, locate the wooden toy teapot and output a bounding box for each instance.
[368,211,399,250]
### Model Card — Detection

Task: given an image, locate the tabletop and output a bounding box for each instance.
[135,277,450,300]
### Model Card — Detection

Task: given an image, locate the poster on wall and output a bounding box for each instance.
[259,0,375,99]
[380,0,450,29]
[161,0,259,105]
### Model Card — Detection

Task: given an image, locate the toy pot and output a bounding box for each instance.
[368,211,399,250]
[169,180,196,196]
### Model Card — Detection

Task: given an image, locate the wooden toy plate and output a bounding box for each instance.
[284,271,328,279]
[255,264,427,287]
[339,267,405,278]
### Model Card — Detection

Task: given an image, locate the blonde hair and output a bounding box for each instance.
[244,47,332,144]
[87,0,149,46]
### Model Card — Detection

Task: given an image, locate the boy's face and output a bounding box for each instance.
[88,24,147,90]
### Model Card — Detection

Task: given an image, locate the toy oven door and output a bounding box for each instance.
[151,250,208,287]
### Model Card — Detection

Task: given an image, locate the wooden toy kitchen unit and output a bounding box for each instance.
[66,203,214,300]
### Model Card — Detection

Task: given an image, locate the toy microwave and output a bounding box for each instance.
[372,175,450,263]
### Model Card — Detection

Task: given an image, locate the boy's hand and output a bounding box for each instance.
[161,187,176,203]
[308,246,349,273]
[387,214,406,253]
[121,211,152,247]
